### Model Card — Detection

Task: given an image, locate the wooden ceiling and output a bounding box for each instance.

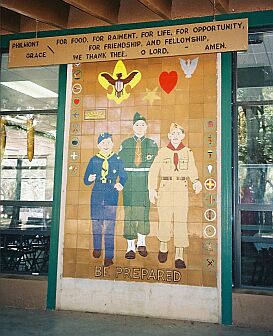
[0,0,272,35]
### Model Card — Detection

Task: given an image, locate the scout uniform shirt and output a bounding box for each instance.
[148,143,199,248]
[119,136,158,240]
[84,152,127,210]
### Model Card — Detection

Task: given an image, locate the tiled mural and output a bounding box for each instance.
[64,54,217,286]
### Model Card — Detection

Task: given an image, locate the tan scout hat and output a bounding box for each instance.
[169,122,184,133]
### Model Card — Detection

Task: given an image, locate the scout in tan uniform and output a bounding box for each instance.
[148,123,202,269]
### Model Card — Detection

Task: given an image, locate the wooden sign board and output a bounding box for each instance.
[8,18,248,68]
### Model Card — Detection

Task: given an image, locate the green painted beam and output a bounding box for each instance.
[47,64,67,310]
[221,52,233,325]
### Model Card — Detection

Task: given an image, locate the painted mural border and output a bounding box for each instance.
[1,9,272,325]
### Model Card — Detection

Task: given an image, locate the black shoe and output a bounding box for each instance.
[104,258,113,267]
[125,250,136,259]
[93,249,101,258]
[138,246,148,257]
[158,251,168,263]
[175,259,186,269]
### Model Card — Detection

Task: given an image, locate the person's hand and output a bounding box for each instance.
[149,189,158,204]
[193,180,202,194]
[114,183,123,191]
[88,174,96,182]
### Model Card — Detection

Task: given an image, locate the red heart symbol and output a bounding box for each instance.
[159,71,178,94]
[74,98,80,105]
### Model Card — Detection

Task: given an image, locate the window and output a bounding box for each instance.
[0,54,59,275]
[233,31,273,288]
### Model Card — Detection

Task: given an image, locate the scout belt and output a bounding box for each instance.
[161,177,186,180]
[125,168,150,172]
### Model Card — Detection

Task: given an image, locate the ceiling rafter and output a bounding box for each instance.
[137,0,172,19]
[214,0,229,13]
[63,0,121,24]
[0,0,70,29]
[0,7,21,33]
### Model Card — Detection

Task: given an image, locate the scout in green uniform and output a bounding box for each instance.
[119,112,158,259]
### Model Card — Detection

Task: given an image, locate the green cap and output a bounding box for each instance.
[133,112,146,124]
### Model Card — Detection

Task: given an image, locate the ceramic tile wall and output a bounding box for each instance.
[63,54,217,286]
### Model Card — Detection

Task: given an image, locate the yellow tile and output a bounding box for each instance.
[81,121,95,135]
[147,106,162,120]
[95,95,108,108]
[134,93,147,106]
[189,104,204,119]
[188,207,203,223]
[174,104,190,122]
[68,150,80,163]
[203,271,217,287]
[78,219,91,234]
[76,249,91,263]
[67,176,80,191]
[77,234,90,249]
[204,103,217,118]
[175,90,190,105]
[66,205,79,219]
[64,220,78,234]
[202,223,217,239]
[203,60,217,76]
[66,191,79,205]
[148,63,162,76]
[188,132,203,148]
[107,121,121,134]
[63,248,77,264]
[81,135,95,149]
[108,107,121,121]
[187,270,203,286]
[78,190,90,205]
[188,223,203,238]
[81,149,94,164]
[63,262,76,278]
[161,91,176,106]
[188,75,204,89]
[189,91,204,104]
[75,263,90,278]
[204,90,217,103]
[64,233,77,248]
[188,238,202,255]
[83,95,95,108]
[94,120,108,134]
[77,205,90,220]
[120,120,133,134]
[188,118,204,133]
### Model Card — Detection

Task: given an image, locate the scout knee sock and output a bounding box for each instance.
[137,233,146,247]
[127,239,136,252]
[160,241,168,253]
[175,247,184,260]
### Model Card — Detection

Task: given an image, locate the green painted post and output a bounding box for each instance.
[221,52,233,325]
[47,64,67,309]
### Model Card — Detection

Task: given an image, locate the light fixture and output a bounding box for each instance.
[1,81,58,98]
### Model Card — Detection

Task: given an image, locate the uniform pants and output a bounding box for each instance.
[91,205,116,259]
[123,171,150,240]
[123,205,150,240]
[157,181,189,248]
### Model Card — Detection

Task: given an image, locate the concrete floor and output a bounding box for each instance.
[0,308,272,336]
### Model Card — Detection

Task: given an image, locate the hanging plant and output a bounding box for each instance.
[0,116,7,162]
[27,114,34,162]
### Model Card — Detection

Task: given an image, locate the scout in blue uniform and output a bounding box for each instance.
[119,112,158,259]
[84,132,127,267]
